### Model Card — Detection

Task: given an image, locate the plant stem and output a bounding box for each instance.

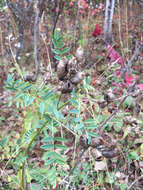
[20,94,71,189]
[57,100,70,111]
[21,120,48,189]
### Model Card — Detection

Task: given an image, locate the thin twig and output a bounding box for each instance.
[32,0,39,81]
[127,41,143,69]
[79,171,90,190]
[61,148,88,186]
[8,34,24,79]
[117,0,125,59]
[55,149,88,190]
[127,176,143,190]
[52,0,64,34]
[50,0,65,70]
[41,34,53,76]
[7,0,24,68]
[6,0,22,21]
[16,19,23,68]
[0,25,4,55]
[75,5,82,44]
[122,41,143,79]
[127,42,143,68]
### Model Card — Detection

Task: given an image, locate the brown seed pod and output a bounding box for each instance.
[68,56,78,70]
[57,58,68,80]
[24,74,37,82]
[101,149,120,159]
[104,89,116,103]
[70,72,84,85]
[60,81,73,93]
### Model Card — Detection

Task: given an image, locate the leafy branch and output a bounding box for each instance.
[51,29,72,61]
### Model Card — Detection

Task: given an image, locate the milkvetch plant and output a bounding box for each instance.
[5,75,69,189]
[4,74,102,189]
[4,74,98,189]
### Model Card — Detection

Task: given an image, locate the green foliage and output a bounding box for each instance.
[1,2,143,189]
[127,151,139,161]
[5,75,66,189]
[5,74,100,189]
[122,95,136,109]
[0,0,6,10]
[0,136,8,148]
[4,74,92,188]
[4,72,142,189]
[52,29,72,60]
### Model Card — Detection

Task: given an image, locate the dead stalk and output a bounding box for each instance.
[41,34,53,76]
[117,0,125,58]
[125,0,129,51]
[0,25,4,55]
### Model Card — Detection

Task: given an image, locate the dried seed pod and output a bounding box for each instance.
[101,149,120,159]
[24,74,37,82]
[70,72,84,85]
[132,89,141,97]
[91,149,103,160]
[108,104,116,113]
[61,81,73,93]
[97,99,107,109]
[68,56,78,69]
[123,116,137,125]
[57,58,68,80]
[104,89,116,103]
[75,46,84,61]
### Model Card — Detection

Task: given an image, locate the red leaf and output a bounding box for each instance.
[56,8,59,13]
[114,70,120,77]
[125,72,143,90]
[137,84,143,90]
[125,72,135,85]
[92,24,102,38]
[78,0,88,9]
[91,8,98,16]
[69,2,74,6]
[81,0,88,9]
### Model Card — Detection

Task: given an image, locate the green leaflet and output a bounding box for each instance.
[40,102,45,115]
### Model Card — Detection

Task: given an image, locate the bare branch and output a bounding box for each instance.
[127,176,143,190]
[122,41,143,79]
[52,0,65,34]
[57,147,89,190]
[65,148,87,181]
[98,94,128,135]
[6,0,24,68]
